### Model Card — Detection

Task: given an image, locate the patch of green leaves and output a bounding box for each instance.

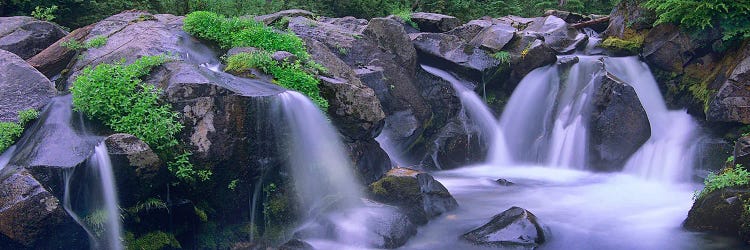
[31,5,58,22]
[61,35,108,50]
[643,0,750,41]
[71,55,211,184]
[695,165,750,199]
[125,231,181,250]
[493,51,511,65]
[391,7,418,29]
[0,108,40,153]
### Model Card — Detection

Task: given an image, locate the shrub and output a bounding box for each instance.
[391,8,418,29]
[493,51,511,65]
[31,5,58,22]
[71,55,210,184]
[185,11,328,109]
[0,108,40,153]
[643,0,750,41]
[695,165,750,199]
[225,52,328,108]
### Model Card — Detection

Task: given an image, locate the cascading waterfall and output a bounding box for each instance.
[0,145,15,171]
[421,65,510,165]
[90,143,123,250]
[500,56,603,169]
[605,57,699,182]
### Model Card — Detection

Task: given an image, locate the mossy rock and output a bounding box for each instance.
[599,36,642,56]
[684,188,750,243]
[125,231,181,250]
[368,168,458,225]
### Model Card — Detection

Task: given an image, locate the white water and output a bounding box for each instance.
[91,143,123,250]
[421,65,511,165]
[0,145,15,171]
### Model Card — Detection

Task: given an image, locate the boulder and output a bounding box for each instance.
[461,207,546,249]
[0,16,67,59]
[604,0,654,38]
[26,24,95,78]
[707,49,750,123]
[0,49,55,123]
[518,15,588,54]
[446,19,493,41]
[271,51,297,63]
[642,24,697,73]
[502,35,558,89]
[734,136,750,168]
[684,188,750,243]
[589,73,651,171]
[468,23,516,52]
[411,32,499,82]
[410,12,462,33]
[105,133,163,206]
[369,168,458,225]
[0,169,88,249]
[252,9,315,26]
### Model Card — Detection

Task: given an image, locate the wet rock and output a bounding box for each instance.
[105,133,163,205]
[469,23,516,52]
[410,12,462,33]
[446,19,493,41]
[271,51,297,63]
[369,168,458,225]
[253,9,315,26]
[0,169,88,249]
[642,24,697,73]
[707,46,750,123]
[0,16,67,59]
[278,239,314,250]
[462,206,546,249]
[589,73,650,171]
[502,35,557,89]
[495,179,514,186]
[519,15,588,54]
[345,140,391,184]
[604,0,655,38]
[0,49,55,123]
[411,32,499,82]
[543,9,591,24]
[684,188,750,243]
[26,24,95,78]
[734,136,750,168]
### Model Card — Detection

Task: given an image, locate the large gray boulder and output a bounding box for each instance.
[0,49,55,123]
[0,16,67,59]
[515,15,588,54]
[0,169,88,249]
[468,23,516,52]
[589,73,651,171]
[411,32,499,82]
[410,12,462,33]
[707,46,750,123]
[105,133,163,206]
[462,207,546,249]
[252,9,314,26]
[369,168,458,225]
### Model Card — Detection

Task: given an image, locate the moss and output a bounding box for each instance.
[369,175,421,203]
[600,36,643,55]
[125,231,181,250]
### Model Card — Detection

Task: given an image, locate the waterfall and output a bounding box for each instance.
[605,57,699,182]
[0,145,15,171]
[421,65,511,165]
[500,56,602,169]
[90,143,123,250]
[275,91,363,213]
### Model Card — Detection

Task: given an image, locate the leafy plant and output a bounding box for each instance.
[61,35,108,50]
[643,0,750,41]
[695,165,750,199]
[391,7,418,29]
[17,109,39,125]
[127,198,168,214]
[71,55,211,184]
[125,231,181,250]
[228,179,239,190]
[493,51,511,65]
[31,5,58,22]
[0,108,40,153]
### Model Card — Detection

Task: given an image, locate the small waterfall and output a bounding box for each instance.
[0,145,15,171]
[500,56,602,169]
[91,143,123,250]
[605,57,699,182]
[421,65,511,165]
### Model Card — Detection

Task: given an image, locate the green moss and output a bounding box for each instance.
[599,35,644,55]
[369,175,421,202]
[125,231,181,250]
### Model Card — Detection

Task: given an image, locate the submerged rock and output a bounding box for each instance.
[589,72,650,171]
[369,168,458,225]
[0,16,67,59]
[0,169,88,249]
[462,206,546,249]
[0,49,55,123]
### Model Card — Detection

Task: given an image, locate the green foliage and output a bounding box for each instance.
[125,231,182,250]
[127,198,168,214]
[31,5,58,21]
[71,55,211,184]
[61,35,108,50]
[0,108,39,153]
[695,165,750,199]
[599,35,644,54]
[493,51,511,65]
[228,179,239,190]
[643,0,750,41]
[391,7,418,28]
[225,52,329,109]
[83,209,110,237]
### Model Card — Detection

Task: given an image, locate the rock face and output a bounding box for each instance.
[410,12,461,33]
[369,168,458,225]
[252,9,314,25]
[26,24,95,78]
[589,73,650,171]
[604,0,654,38]
[105,133,163,205]
[462,207,546,249]
[411,32,500,82]
[684,188,750,244]
[0,16,67,59]
[0,169,88,249]
[734,136,750,168]
[708,45,750,123]
[0,49,55,123]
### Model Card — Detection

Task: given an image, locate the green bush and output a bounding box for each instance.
[391,8,418,29]
[71,55,210,184]
[695,165,750,199]
[0,108,40,153]
[31,5,58,22]
[185,11,328,109]
[643,0,750,41]
[225,52,328,108]
[61,35,108,50]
